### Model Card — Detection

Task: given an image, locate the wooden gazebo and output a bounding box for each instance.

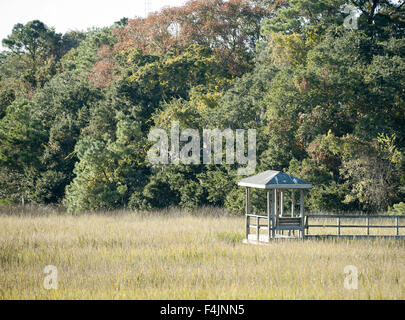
[238,170,312,243]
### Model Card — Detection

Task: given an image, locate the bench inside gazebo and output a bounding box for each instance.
[238,170,312,243]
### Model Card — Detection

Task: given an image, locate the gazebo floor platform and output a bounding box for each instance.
[243,234,302,244]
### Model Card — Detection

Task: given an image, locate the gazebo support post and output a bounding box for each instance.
[280,190,284,235]
[273,189,277,238]
[246,188,250,241]
[291,191,295,236]
[300,190,305,239]
[291,191,295,217]
[267,191,271,241]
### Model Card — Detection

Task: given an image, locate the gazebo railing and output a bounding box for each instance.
[246,214,271,241]
[246,213,305,242]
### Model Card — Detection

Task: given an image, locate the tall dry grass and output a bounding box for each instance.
[0,206,404,300]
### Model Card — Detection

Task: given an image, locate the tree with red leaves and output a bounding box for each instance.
[91,0,272,86]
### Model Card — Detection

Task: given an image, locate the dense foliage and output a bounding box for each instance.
[0,0,404,213]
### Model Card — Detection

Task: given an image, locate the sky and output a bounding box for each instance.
[0,0,187,47]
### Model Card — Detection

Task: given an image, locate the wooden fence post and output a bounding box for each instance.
[396,217,399,236]
[337,217,341,236]
[366,217,370,236]
[305,216,309,237]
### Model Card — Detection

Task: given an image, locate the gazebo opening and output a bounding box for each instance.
[238,170,312,243]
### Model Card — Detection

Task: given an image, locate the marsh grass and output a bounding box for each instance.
[0,206,404,300]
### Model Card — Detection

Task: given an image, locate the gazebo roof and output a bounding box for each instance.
[238,170,312,190]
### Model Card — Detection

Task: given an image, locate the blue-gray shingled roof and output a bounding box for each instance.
[238,170,312,189]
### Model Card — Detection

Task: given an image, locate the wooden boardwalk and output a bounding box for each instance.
[243,214,405,244]
[306,214,405,238]
[305,235,405,240]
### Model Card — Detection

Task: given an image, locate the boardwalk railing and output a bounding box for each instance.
[246,214,271,241]
[305,215,405,239]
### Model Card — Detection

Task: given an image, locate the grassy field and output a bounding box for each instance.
[0,206,404,300]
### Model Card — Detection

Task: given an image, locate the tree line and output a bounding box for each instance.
[0,0,404,214]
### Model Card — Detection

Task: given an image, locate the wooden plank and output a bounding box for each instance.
[279,218,302,223]
[250,225,269,231]
[247,214,269,220]
[276,226,305,231]
[277,224,303,228]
